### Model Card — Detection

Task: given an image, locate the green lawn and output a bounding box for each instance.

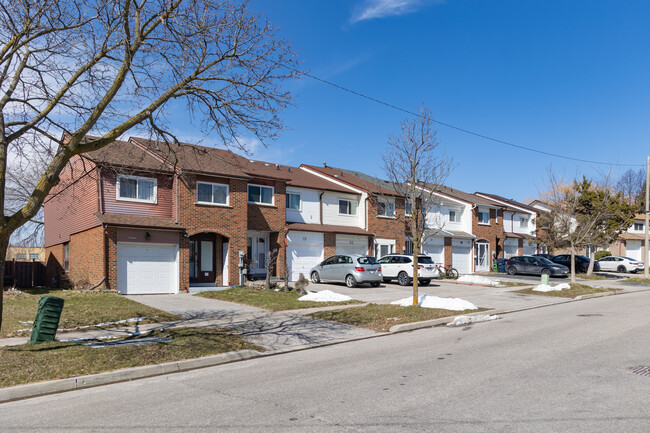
[1,289,180,338]
[0,328,262,388]
[309,303,487,332]
[514,283,620,298]
[196,287,363,311]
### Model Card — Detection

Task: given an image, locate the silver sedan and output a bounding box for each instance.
[309,254,383,288]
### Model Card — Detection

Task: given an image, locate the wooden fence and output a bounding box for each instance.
[4,260,46,288]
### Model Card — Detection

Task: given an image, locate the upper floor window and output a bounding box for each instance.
[405,200,413,216]
[520,217,529,228]
[286,193,301,211]
[377,199,395,217]
[339,199,358,216]
[634,222,644,231]
[117,175,157,204]
[478,208,490,225]
[197,181,229,205]
[248,184,274,205]
[449,209,461,223]
[63,242,69,271]
[29,253,40,261]
[16,253,26,260]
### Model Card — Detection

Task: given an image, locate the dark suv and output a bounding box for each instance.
[552,254,600,273]
[505,256,569,277]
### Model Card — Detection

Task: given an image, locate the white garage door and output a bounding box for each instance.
[452,246,471,275]
[336,234,368,256]
[117,243,178,294]
[504,240,518,259]
[626,241,642,261]
[423,244,444,265]
[287,231,324,281]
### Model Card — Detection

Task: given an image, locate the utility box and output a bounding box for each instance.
[541,274,549,285]
[29,296,65,345]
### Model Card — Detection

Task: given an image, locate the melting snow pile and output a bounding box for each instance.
[533,283,571,292]
[457,275,499,286]
[298,290,352,302]
[447,314,499,327]
[391,294,478,311]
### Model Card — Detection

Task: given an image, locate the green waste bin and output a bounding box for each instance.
[29,296,65,345]
[492,260,498,272]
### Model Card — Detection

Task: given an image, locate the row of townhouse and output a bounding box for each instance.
[43,137,543,295]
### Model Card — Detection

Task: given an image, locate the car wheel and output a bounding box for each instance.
[419,279,431,286]
[370,282,380,287]
[507,266,517,275]
[617,265,626,273]
[311,271,320,284]
[345,274,358,288]
[398,271,410,286]
[541,269,551,277]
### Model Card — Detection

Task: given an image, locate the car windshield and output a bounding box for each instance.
[418,256,434,264]
[623,257,636,261]
[537,257,554,264]
[357,256,378,265]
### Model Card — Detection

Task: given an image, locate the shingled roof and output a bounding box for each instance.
[85,139,173,173]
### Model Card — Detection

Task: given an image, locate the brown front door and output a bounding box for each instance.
[190,235,216,284]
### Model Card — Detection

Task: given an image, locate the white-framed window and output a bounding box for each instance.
[520,216,529,228]
[405,200,413,216]
[63,242,69,271]
[196,181,229,205]
[377,199,395,217]
[449,209,461,223]
[16,253,26,260]
[248,184,274,205]
[116,175,157,203]
[634,222,644,231]
[405,237,413,255]
[478,208,490,225]
[339,199,358,216]
[29,253,39,261]
[286,193,301,211]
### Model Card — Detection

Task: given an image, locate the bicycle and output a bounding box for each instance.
[434,263,459,279]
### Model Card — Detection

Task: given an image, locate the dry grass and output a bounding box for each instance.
[196,287,362,311]
[0,328,262,388]
[498,281,531,287]
[623,277,650,284]
[576,273,608,280]
[514,283,619,298]
[309,303,487,332]
[1,289,179,338]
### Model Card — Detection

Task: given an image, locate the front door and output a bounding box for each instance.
[247,234,270,276]
[190,235,216,284]
[475,242,490,272]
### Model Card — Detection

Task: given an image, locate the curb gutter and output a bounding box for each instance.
[389,309,498,333]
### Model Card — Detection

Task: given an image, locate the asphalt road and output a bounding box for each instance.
[3,290,649,432]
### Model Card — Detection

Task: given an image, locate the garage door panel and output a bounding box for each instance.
[287,231,324,281]
[336,234,368,256]
[626,241,642,261]
[117,243,178,295]
[452,247,471,275]
[423,245,444,265]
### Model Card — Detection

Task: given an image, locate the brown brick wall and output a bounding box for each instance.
[45,244,65,287]
[444,237,452,266]
[472,208,505,260]
[105,226,118,290]
[324,233,336,258]
[368,196,408,253]
[247,180,287,277]
[69,226,106,288]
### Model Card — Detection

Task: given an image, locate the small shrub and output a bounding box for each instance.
[595,250,611,261]
[295,273,309,295]
[62,268,91,290]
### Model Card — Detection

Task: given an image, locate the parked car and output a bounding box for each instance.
[377,254,440,286]
[552,254,600,273]
[505,256,569,277]
[310,254,382,288]
[597,256,644,273]
[533,253,556,261]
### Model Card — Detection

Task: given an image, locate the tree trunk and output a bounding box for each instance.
[0,236,9,330]
[586,248,595,275]
[570,244,576,284]
[412,242,419,306]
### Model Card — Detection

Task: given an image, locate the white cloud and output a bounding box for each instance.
[350,0,443,24]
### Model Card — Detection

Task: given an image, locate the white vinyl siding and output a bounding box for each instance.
[286,187,320,223]
[322,192,364,227]
[117,175,157,203]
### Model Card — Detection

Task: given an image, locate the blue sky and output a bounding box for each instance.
[185,0,650,202]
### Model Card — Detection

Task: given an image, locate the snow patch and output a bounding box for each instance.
[457,275,499,286]
[298,290,352,302]
[447,314,499,327]
[14,317,151,334]
[391,294,478,311]
[533,283,571,292]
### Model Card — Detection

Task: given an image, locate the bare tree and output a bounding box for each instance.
[616,168,645,208]
[382,105,452,306]
[538,173,636,283]
[0,0,299,329]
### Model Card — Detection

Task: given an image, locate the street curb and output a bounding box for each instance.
[389,309,498,333]
[574,290,621,300]
[0,349,263,404]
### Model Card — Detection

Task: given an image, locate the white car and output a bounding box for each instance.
[377,254,440,286]
[597,256,644,273]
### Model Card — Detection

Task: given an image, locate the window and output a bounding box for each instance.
[405,200,413,216]
[377,199,395,217]
[63,242,69,271]
[16,253,26,260]
[29,253,39,261]
[520,217,529,228]
[449,209,461,223]
[405,238,413,255]
[478,208,490,225]
[339,199,358,215]
[116,175,157,203]
[196,182,229,205]
[634,222,644,231]
[286,193,301,210]
[323,256,339,266]
[248,184,274,205]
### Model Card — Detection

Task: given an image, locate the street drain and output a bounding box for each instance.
[577,314,603,317]
[629,366,650,377]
